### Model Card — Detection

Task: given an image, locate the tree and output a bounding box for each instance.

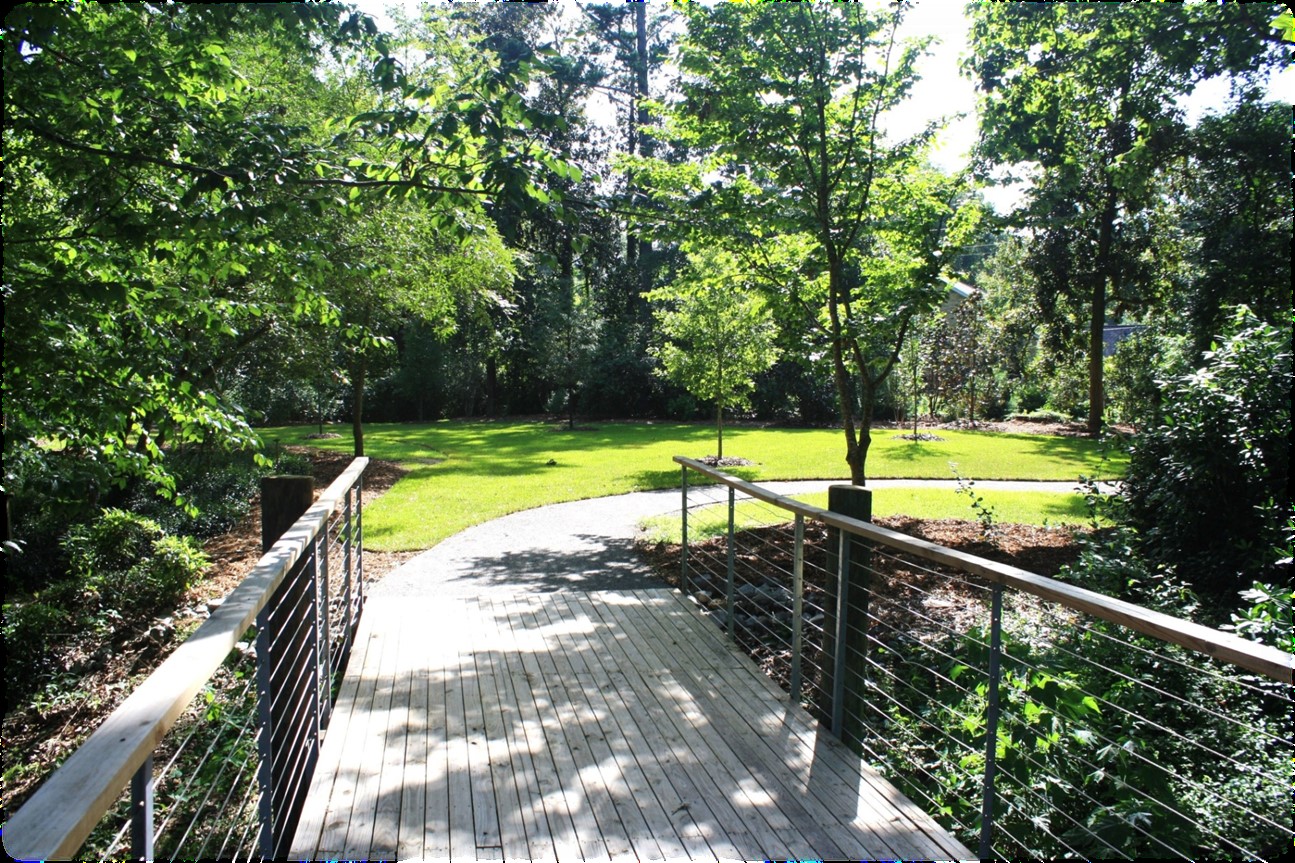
[966,1,1285,435]
[648,245,781,458]
[923,292,995,425]
[2,2,557,517]
[633,3,977,484]
[970,235,1048,414]
[320,199,515,455]
[1177,101,1293,357]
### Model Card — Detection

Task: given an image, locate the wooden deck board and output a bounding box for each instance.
[492,598,585,862]
[527,596,638,861]
[290,588,974,862]
[547,595,701,861]
[634,588,927,859]
[506,596,612,863]
[586,593,834,859]
[633,588,958,862]
[477,597,555,862]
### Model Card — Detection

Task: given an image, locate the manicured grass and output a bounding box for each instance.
[640,488,1105,545]
[259,420,1126,551]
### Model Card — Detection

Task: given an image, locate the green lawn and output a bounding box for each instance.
[260,420,1126,551]
[641,488,1104,545]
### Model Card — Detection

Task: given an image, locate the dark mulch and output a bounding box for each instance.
[636,516,1094,718]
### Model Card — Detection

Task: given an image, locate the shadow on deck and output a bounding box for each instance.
[291,586,972,862]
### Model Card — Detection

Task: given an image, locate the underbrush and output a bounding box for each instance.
[125,446,311,539]
[1,446,311,743]
[79,643,262,859]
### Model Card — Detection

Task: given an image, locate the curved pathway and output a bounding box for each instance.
[371,479,1098,599]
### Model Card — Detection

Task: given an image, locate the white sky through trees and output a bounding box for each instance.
[353,0,1293,214]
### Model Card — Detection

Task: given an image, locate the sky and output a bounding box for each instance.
[352,1,978,167]
[352,0,1292,211]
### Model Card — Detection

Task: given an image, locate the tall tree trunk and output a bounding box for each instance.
[716,403,724,458]
[911,327,920,440]
[634,2,652,297]
[351,356,366,457]
[562,232,576,430]
[826,269,864,485]
[854,379,875,488]
[1089,181,1118,437]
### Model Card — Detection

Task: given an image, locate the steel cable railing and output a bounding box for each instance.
[673,456,1294,862]
[4,458,367,863]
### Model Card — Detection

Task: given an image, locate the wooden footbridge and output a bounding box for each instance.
[9,457,1288,862]
[3,459,969,862]
[289,589,969,861]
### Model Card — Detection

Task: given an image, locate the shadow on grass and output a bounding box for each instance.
[876,440,948,463]
[1035,494,1098,522]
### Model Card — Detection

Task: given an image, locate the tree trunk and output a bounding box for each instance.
[912,330,920,440]
[634,2,652,297]
[827,270,864,486]
[1089,82,1131,438]
[351,356,366,457]
[1089,181,1118,437]
[485,356,498,417]
[854,380,875,488]
[716,403,724,458]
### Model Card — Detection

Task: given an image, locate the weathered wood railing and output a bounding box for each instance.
[3,457,368,862]
[675,456,1293,861]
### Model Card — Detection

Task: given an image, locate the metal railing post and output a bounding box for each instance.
[832,528,850,737]
[726,486,736,637]
[317,533,331,731]
[313,533,328,730]
[130,756,153,862]
[980,582,1004,859]
[356,472,365,617]
[680,466,690,595]
[341,486,353,666]
[790,514,805,704]
[255,602,275,858]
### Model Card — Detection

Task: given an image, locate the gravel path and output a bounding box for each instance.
[370,479,1101,599]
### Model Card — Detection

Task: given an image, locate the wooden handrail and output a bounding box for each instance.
[2,457,368,863]
[675,456,1294,685]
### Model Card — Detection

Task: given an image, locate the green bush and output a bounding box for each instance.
[1105,327,1190,430]
[2,582,81,701]
[63,509,208,618]
[1009,408,1071,424]
[1123,308,1291,599]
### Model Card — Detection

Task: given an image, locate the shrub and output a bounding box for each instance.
[2,582,81,701]
[126,446,312,538]
[1009,409,1070,424]
[63,509,208,618]
[1105,327,1189,430]
[1122,308,1291,599]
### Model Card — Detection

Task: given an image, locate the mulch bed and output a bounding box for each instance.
[694,455,757,467]
[635,516,1094,719]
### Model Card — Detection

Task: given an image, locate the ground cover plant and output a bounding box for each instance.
[259,420,1125,550]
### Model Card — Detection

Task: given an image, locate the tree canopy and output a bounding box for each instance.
[2,1,1288,549]
[966,0,1286,434]
[2,2,555,511]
